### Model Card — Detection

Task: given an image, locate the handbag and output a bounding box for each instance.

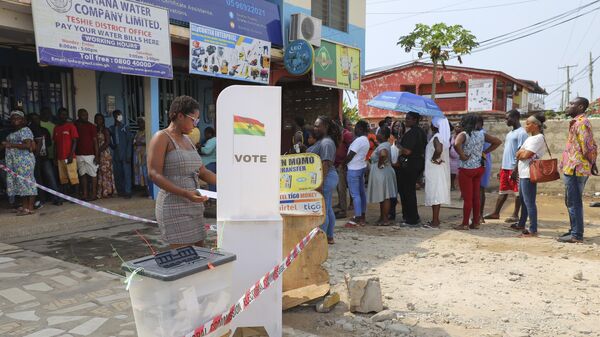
[529,136,560,183]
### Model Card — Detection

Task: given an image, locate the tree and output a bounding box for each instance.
[342,99,360,124]
[398,23,478,99]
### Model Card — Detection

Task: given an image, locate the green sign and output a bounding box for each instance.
[312,40,361,91]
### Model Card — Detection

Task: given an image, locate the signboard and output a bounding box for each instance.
[467,78,494,111]
[32,0,172,79]
[313,40,361,91]
[280,191,324,216]
[217,86,282,337]
[135,0,283,45]
[284,39,314,76]
[190,23,271,84]
[280,153,323,192]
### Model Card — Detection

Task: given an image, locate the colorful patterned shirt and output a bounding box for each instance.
[560,114,598,176]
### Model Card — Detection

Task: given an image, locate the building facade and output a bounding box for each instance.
[359,62,547,124]
[0,0,365,150]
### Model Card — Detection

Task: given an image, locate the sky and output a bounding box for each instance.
[364,0,600,110]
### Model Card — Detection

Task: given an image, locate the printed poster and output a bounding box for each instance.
[467,78,494,111]
[189,22,271,84]
[280,153,323,192]
[313,40,361,91]
[32,0,172,78]
[280,191,324,216]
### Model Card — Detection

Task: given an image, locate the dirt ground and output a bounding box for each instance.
[5,190,600,337]
[283,191,600,337]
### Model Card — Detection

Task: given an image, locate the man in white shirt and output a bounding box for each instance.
[343,120,370,226]
[484,110,528,223]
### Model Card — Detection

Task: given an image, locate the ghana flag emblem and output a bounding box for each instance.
[233,115,265,136]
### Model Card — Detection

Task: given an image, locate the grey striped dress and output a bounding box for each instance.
[156,131,206,244]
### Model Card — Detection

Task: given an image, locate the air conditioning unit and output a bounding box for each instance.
[289,13,322,47]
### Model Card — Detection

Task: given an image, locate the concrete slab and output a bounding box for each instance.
[23,328,65,337]
[68,317,108,336]
[0,287,36,304]
[6,310,40,321]
[24,282,54,292]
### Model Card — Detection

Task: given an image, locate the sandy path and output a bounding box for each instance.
[283,192,600,337]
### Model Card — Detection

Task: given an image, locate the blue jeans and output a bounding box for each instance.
[564,174,589,239]
[34,158,61,203]
[206,162,217,192]
[322,168,339,239]
[518,178,538,232]
[347,167,366,217]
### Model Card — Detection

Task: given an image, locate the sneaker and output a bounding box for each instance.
[557,235,583,243]
[560,231,571,237]
[33,201,44,210]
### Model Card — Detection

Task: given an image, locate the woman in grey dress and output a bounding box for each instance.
[147,96,216,248]
[367,127,398,225]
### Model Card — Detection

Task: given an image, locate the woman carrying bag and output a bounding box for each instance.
[514,113,549,237]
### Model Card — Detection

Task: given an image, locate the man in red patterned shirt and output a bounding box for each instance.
[558,97,598,243]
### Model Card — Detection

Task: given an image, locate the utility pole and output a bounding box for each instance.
[560,90,565,111]
[559,64,578,102]
[590,52,594,100]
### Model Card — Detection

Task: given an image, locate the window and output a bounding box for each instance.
[312,0,348,32]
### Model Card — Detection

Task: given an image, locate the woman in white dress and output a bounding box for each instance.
[424,116,452,227]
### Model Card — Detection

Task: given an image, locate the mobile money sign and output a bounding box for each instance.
[280,153,323,192]
[280,191,324,216]
[190,22,271,84]
[313,40,361,91]
[32,0,173,79]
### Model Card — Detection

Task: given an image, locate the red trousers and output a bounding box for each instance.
[458,167,485,226]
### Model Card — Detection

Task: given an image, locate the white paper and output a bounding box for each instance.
[196,189,217,200]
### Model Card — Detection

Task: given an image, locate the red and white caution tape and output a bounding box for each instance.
[0,163,157,224]
[184,226,321,337]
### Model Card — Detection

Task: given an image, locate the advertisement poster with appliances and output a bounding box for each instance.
[189,22,271,84]
[313,40,360,91]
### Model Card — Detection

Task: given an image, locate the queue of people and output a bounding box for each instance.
[295,96,596,245]
[0,102,216,217]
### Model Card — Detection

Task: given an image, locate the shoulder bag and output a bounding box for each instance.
[529,136,560,183]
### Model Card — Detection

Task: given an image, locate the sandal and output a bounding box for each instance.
[423,221,440,229]
[469,224,481,229]
[16,209,35,216]
[518,229,538,238]
[504,216,519,223]
[509,223,525,231]
[344,220,359,228]
[453,224,470,231]
[327,237,335,245]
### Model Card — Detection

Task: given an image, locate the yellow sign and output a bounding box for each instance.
[280,153,323,192]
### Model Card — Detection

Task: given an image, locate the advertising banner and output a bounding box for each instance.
[32,0,172,79]
[280,153,323,192]
[280,191,324,216]
[313,40,361,91]
[135,0,283,45]
[190,23,271,84]
[467,78,494,111]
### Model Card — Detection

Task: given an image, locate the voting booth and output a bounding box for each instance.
[217,86,282,337]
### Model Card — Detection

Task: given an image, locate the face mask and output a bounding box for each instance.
[116,115,123,122]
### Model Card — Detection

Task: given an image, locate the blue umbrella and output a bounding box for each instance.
[367,91,444,117]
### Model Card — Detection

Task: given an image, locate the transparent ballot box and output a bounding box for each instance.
[122,246,236,337]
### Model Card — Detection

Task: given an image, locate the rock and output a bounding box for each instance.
[342,323,354,332]
[344,260,357,269]
[345,275,384,313]
[387,323,411,335]
[370,309,397,322]
[406,302,416,311]
[323,320,334,327]
[501,317,510,323]
[375,322,387,329]
[573,271,584,281]
[509,270,524,277]
[416,253,428,259]
[508,276,521,282]
[315,292,340,313]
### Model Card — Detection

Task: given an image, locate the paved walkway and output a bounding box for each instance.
[0,242,135,337]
